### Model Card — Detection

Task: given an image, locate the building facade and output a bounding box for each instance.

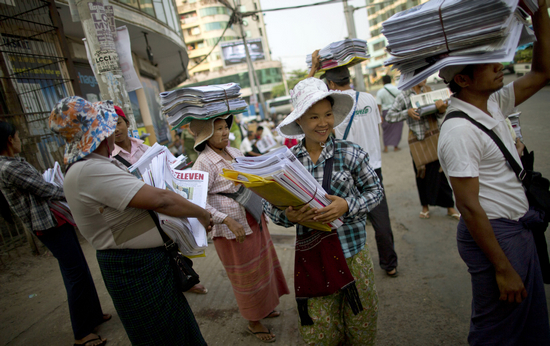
[176,0,283,108]
[0,0,189,171]
[365,0,428,76]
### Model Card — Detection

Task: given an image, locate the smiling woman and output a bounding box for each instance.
[264,78,383,346]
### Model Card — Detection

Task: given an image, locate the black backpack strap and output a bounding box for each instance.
[113,154,132,168]
[444,111,526,183]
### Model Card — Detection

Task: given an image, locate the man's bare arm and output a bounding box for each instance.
[514,0,550,106]
[450,176,527,303]
[307,49,320,78]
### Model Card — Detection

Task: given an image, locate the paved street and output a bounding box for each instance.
[1,75,549,345]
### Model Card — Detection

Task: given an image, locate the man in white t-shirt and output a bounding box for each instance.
[437,2,550,344]
[307,51,398,276]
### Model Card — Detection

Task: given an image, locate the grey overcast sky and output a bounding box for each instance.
[260,0,371,73]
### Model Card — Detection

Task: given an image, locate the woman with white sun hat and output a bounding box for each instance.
[263,77,383,345]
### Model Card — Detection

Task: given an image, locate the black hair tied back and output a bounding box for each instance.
[0,121,16,153]
[0,121,16,224]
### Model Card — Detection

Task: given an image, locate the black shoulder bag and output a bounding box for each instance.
[113,154,200,292]
[444,111,550,283]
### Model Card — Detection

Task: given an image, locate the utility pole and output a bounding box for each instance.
[74,0,137,130]
[231,0,269,120]
[343,0,366,92]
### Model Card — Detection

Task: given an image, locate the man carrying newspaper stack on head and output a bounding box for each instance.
[437,1,550,344]
[307,52,398,277]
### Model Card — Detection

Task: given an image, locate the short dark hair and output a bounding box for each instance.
[257,126,264,132]
[329,79,350,87]
[382,75,392,84]
[448,65,475,94]
[0,121,16,153]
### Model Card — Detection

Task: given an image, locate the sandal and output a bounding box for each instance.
[264,310,281,319]
[74,335,107,346]
[447,213,461,221]
[247,326,276,343]
[386,268,398,277]
[419,211,430,219]
[187,284,208,294]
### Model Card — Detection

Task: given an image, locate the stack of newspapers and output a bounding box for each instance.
[306,38,369,72]
[160,83,248,129]
[382,0,539,90]
[221,146,343,232]
[42,162,75,225]
[141,151,209,257]
[127,143,187,179]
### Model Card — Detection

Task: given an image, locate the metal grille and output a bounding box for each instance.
[0,0,74,258]
[0,0,71,170]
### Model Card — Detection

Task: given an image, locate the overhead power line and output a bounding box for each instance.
[187,0,395,72]
[241,0,395,16]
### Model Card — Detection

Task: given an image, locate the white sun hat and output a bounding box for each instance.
[276,78,355,138]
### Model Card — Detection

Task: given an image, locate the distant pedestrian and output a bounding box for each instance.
[437,1,550,344]
[0,121,110,346]
[49,96,213,346]
[309,51,398,276]
[264,78,382,345]
[377,75,403,152]
[386,79,460,220]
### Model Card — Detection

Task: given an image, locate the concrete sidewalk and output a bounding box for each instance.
[0,220,403,346]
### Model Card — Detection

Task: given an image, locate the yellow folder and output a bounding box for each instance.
[221,169,331,232]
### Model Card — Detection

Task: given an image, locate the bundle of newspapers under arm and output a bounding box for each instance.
[160,83,248,129]
[127,142,187,179]
[382,0,539,90]
[221,146,343,232]
[139,150,209,257]
[42,162,75,225]
[306,38,369,72]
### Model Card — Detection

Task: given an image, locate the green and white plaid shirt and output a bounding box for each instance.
[263,138,383,258]
[0,156,64,231]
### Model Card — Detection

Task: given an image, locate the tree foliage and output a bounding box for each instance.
[271,69,309,98]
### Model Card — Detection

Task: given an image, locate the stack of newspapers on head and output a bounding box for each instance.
[306,38,369,72]
[160,83,248,129]
[381,0,539,90]
[42,162,75,225]
[220,146,343,232]
[140,151,209,257]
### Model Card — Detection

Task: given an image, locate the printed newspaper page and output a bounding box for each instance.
[165,169,209,248]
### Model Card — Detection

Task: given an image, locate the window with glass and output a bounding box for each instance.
[199,6,229,17]
[138,0,155,16]
[187,26,201,35]
[204,21,229,31]
[117,0,140,9]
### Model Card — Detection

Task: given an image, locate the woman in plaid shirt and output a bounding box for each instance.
[0,121,110,346]
[264,78,383,345]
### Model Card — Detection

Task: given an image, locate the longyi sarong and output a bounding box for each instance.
[457,209,550,346]
[213,213,290,321]
[97,247,206,346]
[381,111,404,147]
